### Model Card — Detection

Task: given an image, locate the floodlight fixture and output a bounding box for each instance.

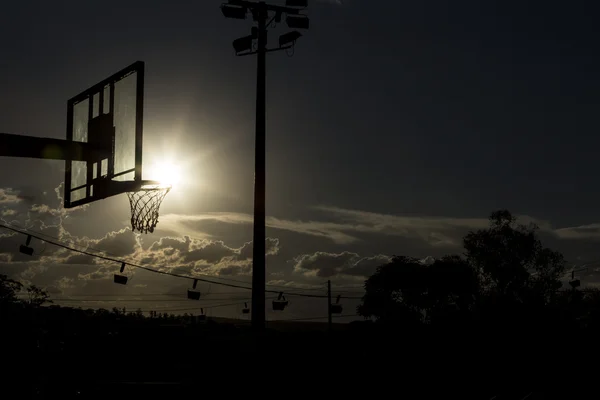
[569,279,581,288]
[113,262,128,285]
[233,35,255,54]
[19,235,34,256]
[221,4,247,19]
[331,294,343,314]
[279,30,302,47]
[187,279,201,300]
[272,291,289,311]
[286,14,309,30]
[331,304,343,314]
[286,0,308,7]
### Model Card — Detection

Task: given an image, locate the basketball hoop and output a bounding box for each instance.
[126,183,171,234]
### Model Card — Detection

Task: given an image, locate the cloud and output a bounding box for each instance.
[292,251,392,278]
[553,224,600,241]
[0,185,282,289]
[0,188,21,204]
[158,212,358,244]
[139,235,280,272]
[88,229,141,258]
[238,237,280,259]
[158,208,491,247]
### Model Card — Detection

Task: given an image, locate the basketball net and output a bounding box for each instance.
[126,184,171,234]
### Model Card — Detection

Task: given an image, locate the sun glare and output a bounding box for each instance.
[147,160,183,186]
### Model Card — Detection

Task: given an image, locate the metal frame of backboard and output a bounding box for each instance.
[64,61,145,209]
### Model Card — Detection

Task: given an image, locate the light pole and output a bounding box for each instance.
[221,0,309,333]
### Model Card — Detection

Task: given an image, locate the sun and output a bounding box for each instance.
[147,160,182,186]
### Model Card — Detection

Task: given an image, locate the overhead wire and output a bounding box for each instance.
[59,298,279,314]
[9,220,333,291]
[0,221,332,293]
[1,223,363,300]
[268,314,358,322]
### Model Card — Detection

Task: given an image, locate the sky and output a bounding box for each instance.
[0,0,599,322]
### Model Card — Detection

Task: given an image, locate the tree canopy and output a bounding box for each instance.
[358,210,567,325]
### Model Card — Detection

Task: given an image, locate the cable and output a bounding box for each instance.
[0,223,364,299]
[268,314,357,322]
[16,292,255,297]
[38,298,250,302]
[19,221,330,291]
[63,298,279,314]
[1,221,330,293]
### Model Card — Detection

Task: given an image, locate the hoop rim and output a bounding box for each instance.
[128,180,172,192]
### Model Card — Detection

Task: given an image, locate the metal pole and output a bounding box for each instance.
[251,2,267,333]
[328,280,332,333]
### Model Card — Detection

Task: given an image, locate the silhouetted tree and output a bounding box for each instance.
[0,274,23,305]
[358,255,480,325]
[26,285,52,307]
[357,256,427,324]
[463,209,565,303]
[425,255,479,323]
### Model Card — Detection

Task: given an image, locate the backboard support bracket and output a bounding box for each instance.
[0,132,110,162]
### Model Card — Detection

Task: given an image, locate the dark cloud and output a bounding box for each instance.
[183,240,237,263]
[293,251,392,278]
[171,265,195,275]
[218,265,246,276]
[89,229,140,257]
[345,254,394,277]
[148,236,192,252]
[237,237,280,260]
[63,253,96,265]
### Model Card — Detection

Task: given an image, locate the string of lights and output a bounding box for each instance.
[0,223,363,300]
[1,221,334,292]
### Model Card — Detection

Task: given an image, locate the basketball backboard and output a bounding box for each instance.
[64,61,145,208]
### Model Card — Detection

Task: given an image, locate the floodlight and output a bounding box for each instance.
[221,4,247,19]
[331,304,343,314]
[331,294,342,314]
[233,35,254,53]
[286,14,309,29]
[279,31,302,47]
[272,292,289,311]
[286,0,308,7]
[19,235,34,256]
[188,279,201,300]
[19,244,34,256]
[569,279,581,288]
[114,262,128,285]
[272,298,289,311]
[187,290,201,300]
